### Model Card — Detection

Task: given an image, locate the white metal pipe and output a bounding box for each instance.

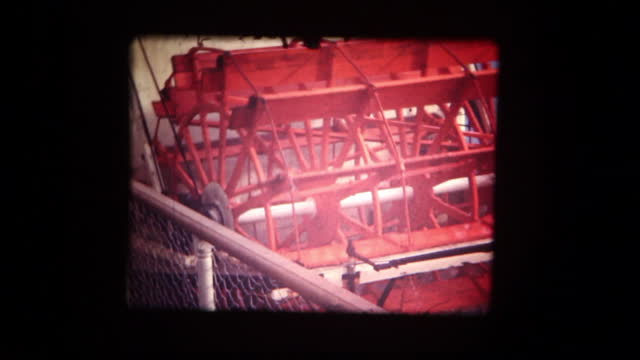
[271,238,493,300]
[236,173,495,224]
[433,173,495,195]
[194,237,216,311]
[314,238,493,286]
[338,186,414,208]
[237,199,317,224]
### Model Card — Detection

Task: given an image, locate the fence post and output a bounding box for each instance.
[194,237,216,311]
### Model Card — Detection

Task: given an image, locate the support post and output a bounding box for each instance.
[194,237,216,311]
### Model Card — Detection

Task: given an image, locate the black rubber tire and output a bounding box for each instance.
[201,182,234,230]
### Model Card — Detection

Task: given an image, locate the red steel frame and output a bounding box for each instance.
[147,38,498,274]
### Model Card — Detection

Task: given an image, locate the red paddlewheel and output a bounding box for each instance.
[147,37,498,312]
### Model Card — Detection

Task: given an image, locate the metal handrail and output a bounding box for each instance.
[130,180,387,313]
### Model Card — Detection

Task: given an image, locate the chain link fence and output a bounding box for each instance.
[126,193,324,312]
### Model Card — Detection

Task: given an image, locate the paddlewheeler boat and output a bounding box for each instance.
[137,37,498,313]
